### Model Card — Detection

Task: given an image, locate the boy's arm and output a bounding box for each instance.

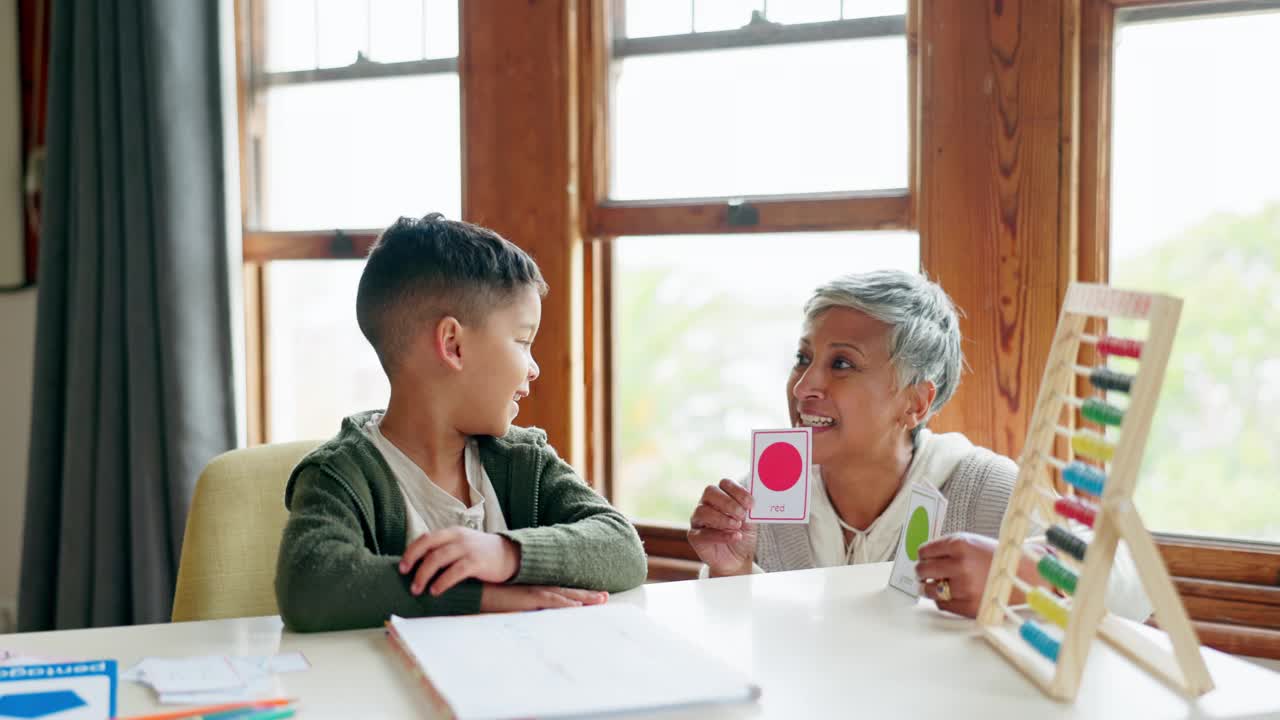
[498,447,648,592]
[275,466,483,632]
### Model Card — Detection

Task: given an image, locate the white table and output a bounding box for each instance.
[3,563,1278,719]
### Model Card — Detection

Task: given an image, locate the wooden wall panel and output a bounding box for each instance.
[918,0,1074,458]
[1078,0,1113,287]
[460,0,585,470]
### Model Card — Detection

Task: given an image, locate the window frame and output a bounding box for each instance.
[231,0,1280,659]
[580,0,920,518]
[233,0,459,444]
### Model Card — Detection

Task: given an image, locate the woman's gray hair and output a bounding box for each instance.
[803,269,964,434]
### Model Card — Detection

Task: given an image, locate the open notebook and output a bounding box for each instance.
[387,604,760,719]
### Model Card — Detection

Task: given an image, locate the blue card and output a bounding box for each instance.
[0,660,116,719]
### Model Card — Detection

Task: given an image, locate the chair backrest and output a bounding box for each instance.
[172,440,321,623]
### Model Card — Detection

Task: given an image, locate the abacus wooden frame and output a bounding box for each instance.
[977,283,1212,701]
[1079,0,1280,661]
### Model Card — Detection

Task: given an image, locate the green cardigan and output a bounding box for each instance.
[275,411,648,632]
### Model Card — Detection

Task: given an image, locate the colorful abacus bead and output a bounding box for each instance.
[1037,554,1078,595]
[1081,398,1125,427]
[1019,620,1062,662]
[1046,525,1088,562]
[1097,336,1143,359]
[1089,367,1134,393]
[1027,587,1071,629]
[1071,432,1116,463]
[1054,496,1098,527]
[1062,461,1107,495]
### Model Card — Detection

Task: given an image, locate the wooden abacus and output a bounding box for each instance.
[976,282,1214,702]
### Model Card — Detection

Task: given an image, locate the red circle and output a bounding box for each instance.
[758,441,802,492]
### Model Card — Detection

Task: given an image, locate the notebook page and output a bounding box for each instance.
[389,604,758,719]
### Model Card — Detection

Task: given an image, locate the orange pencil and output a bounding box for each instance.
[114,697,293,720]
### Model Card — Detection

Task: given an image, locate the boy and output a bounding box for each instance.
[275,214,647,632]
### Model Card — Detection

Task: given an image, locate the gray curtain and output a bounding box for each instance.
[19,0,235,630]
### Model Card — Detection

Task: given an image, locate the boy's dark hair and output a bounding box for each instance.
[356,213,548,373]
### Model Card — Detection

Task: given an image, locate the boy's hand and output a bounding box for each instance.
[479,584,609,613]
[400,528,521,596]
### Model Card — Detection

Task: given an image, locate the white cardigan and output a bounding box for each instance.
[724,429,1153,621]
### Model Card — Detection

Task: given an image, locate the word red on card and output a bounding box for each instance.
[748,428,812,524]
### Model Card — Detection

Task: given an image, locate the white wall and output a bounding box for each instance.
[0,0,33,632]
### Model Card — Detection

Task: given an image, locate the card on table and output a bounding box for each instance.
[0,659,116,720]
[888,483,948,597]
[747,428,812,524]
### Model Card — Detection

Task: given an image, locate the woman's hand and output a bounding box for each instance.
[915,532,1051,617]
[688,479,758,576]
[913,532,999,618]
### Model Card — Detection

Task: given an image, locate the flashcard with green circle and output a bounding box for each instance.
[888,484,948,598]
[747,428,812,524]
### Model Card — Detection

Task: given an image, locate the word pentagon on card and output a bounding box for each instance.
[0,660,117,720]
[748,428,812,524]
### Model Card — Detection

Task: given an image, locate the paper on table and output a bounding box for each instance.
[158,677,274,706]
[389,605,759,719]
[124,652,310,705]
[129,656,243,694]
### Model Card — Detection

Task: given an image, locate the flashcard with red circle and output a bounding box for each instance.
[747,428,812,524]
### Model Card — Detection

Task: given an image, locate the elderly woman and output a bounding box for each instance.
[689,270,1151,620]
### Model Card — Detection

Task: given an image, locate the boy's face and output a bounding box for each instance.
[457,284,542,436]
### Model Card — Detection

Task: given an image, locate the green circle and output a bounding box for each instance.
[905,506,930,561]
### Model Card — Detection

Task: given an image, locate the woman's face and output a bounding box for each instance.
[787,307,926,468]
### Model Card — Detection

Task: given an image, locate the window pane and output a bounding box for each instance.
[264,0,316,72]
[315,0,369,68]
[612,232,919,522]
[841,0,905,20]
[612,37,907,200]
[694,0,762,33]
[1111,11,1280,541]
[766,0,842,25]
[626,0,693,38]
[424,0,459,59]
[259,74,461,230]
[626,0,906,36]
[369,0,425,64]
[266,261,389,442]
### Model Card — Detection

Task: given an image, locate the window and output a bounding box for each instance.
[264,262,387,441]
[611,1,908,200]
[1109,6,1280,542]
[613,232,918,522]
[598,1,917,522]
[239,0,460,441]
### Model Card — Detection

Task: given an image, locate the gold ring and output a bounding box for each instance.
[936,579,952,602]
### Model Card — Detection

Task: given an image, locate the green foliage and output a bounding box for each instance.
[1112,203,1280,540]
[612,204,1280,539]
[613,265,793,522]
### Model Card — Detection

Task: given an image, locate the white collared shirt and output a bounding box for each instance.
[362,414,509,542]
